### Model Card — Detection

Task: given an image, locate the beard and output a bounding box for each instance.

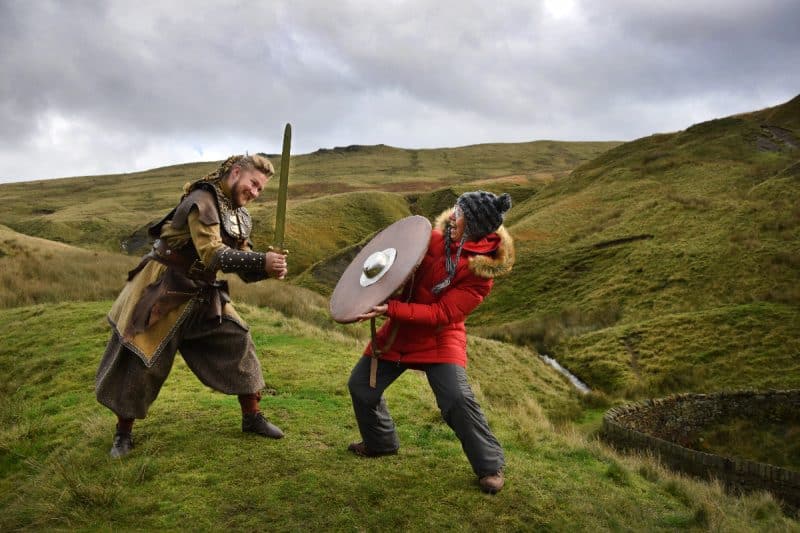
[229,181,248,208]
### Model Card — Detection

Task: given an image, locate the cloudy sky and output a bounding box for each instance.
[1,0,798,183]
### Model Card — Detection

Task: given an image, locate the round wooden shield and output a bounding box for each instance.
[329,215,432,323]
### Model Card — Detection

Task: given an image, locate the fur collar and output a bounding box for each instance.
[434,208,515,279]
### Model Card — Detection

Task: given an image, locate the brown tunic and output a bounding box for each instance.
[96,179,271,418]
[107,179,266,367]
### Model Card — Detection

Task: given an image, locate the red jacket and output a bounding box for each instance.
[364,209,515,367]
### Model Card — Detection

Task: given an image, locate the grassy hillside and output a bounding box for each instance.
[470,95,800,397]
[0,141,616,255]
[0,224,137,308]
[553,302,800,397]
[1,302,796,530]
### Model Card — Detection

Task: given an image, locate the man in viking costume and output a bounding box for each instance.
[96,154,288,458]
[347,191,514,494]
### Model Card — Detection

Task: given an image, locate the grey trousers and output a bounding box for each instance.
[95,306,265,420]
[348,357,505,477]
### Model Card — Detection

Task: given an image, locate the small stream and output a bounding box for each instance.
[539,354,591,394]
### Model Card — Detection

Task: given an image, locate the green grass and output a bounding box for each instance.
[1,302,797,530]
[552,302,800,397]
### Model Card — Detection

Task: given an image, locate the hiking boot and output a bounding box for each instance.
[109,430,133,458]
[347,441,398,458]
[479,471,504,494]
[242,412,284,439]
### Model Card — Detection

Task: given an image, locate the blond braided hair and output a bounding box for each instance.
[183,154,274,194]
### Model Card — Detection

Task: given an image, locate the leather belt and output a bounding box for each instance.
[149,239,216,283]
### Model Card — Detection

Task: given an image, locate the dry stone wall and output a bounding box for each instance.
[602,390,800,510]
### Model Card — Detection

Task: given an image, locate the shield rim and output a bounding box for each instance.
[329,215,431,323]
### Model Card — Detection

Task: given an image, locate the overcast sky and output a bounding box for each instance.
[1,0,798,183]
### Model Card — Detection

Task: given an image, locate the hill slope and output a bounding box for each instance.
[0,141,617,254]
[0,224,137,308]
[470,95,800,397]
[1,302,795,530]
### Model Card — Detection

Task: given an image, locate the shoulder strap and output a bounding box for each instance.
[172,189,220,228]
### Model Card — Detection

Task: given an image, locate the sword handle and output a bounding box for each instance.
[268,246,290,255]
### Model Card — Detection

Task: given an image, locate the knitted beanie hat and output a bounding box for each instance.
[457,191,512,239]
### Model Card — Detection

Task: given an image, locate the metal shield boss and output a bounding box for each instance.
[329,215,432,323]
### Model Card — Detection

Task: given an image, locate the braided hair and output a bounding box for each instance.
[183,154,274,195]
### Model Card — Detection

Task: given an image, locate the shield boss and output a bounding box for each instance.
[329,215,431,323]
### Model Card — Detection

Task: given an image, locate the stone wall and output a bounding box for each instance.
[602,390,800,511]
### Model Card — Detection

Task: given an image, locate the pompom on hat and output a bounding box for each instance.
[457,190,512,239]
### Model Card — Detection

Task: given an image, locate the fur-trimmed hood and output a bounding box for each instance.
[434,208,515,279]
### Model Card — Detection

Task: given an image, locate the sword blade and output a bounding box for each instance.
[273,123,291,250]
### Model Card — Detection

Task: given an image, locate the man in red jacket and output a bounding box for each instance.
[347,191,514,494]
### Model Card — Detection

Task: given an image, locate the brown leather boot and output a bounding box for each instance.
[347,441,398,457]
[479,471,504,494]
[109,430,134,458]
[242,412,284,439]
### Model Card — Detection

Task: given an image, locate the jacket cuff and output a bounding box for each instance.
[215,247,267,273]
[387,300,412,321]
